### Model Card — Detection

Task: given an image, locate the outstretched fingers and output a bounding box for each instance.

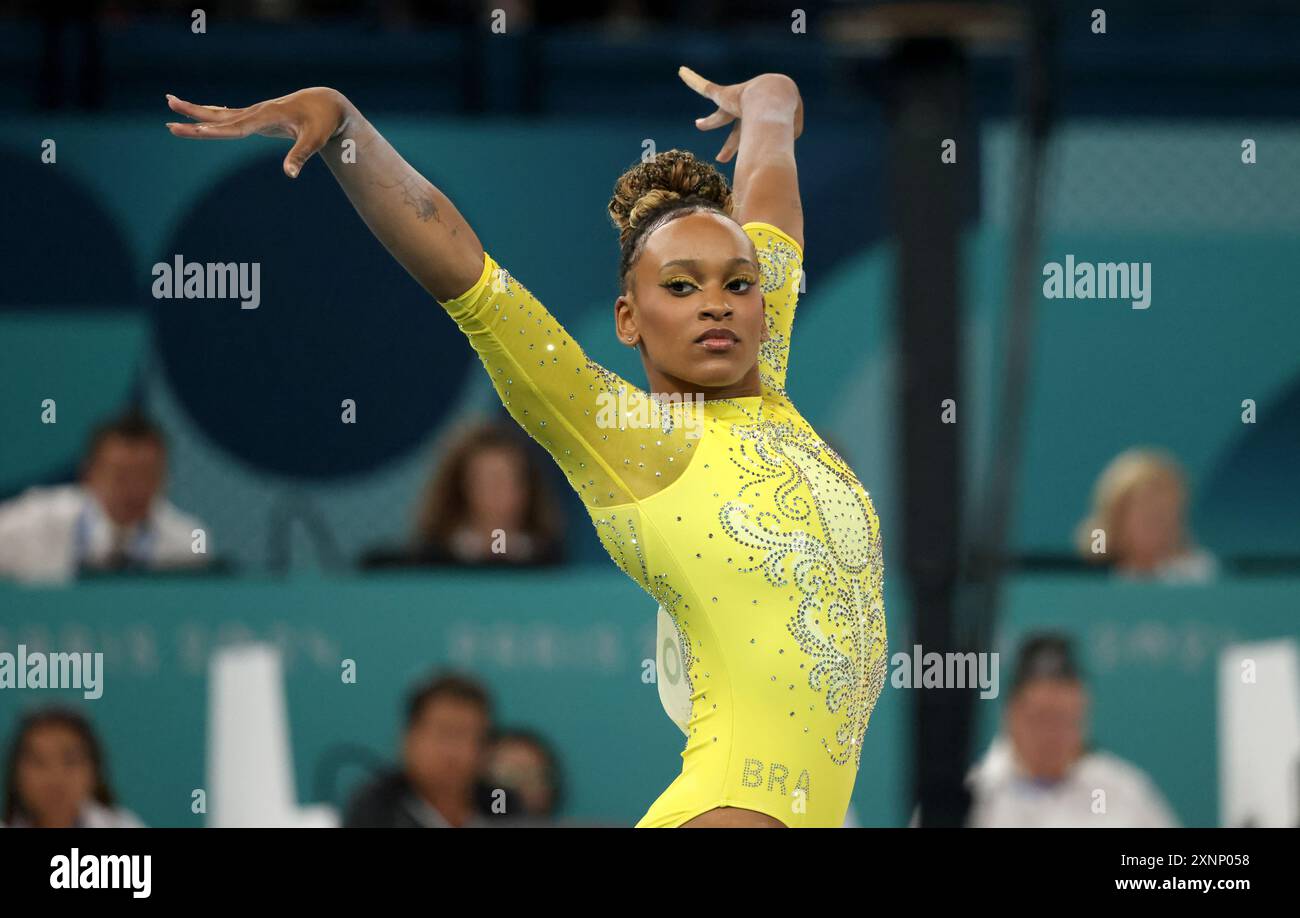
[165,94,245,123]
[165,92,264,140]
[165,112,262,140]
[679,65,744,161]
[163,92,323,178]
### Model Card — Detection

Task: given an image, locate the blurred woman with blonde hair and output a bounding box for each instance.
[1076,448,1216,582]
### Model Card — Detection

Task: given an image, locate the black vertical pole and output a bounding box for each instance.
[885,36,976,827]
[962,0,1057,764]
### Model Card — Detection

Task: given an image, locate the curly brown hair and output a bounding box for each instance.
[413,420,563,558]
[608,148,734,289]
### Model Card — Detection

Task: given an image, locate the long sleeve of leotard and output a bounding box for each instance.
[743,221,804,396]
[437,251,695,507]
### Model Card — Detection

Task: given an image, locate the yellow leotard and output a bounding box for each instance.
[438,222,887,827]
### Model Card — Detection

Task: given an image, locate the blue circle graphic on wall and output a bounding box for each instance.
[152,154,470,479]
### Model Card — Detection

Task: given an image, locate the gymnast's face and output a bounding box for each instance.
[616,210,767,396]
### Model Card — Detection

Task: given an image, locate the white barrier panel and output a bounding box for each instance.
[206,643,300,828]
[1217,639,1300,827]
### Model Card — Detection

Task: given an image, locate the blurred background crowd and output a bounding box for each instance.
[1,0,1297,827]
[0,412,1224,583]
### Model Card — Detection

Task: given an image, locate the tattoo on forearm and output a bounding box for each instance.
[378,174,441,223]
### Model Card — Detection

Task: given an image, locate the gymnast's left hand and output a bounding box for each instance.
[677,67,803,163]
[163,86,352,179]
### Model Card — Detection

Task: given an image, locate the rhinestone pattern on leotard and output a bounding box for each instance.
[751,226,801,398]
[592,512,695,704]
[713,398,887,766]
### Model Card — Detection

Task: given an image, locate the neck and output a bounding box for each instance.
[646,365,763,401]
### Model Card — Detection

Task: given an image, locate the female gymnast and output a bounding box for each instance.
[165,67,887,828]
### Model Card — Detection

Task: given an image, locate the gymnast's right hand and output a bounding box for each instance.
[164,87,351,179]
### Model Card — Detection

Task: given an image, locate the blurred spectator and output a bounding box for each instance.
[966,634,1178,828]
[0,412,211,585]
[343,672,502,827]
[487,728,564,822]
[2,707,143,828]
[1076,447,1217,583]
[410,421,564,567]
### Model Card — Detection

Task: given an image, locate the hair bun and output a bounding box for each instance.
[608,149,733,246]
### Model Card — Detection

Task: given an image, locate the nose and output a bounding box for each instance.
[698,300,732,321]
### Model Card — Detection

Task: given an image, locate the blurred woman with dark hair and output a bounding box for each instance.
[3,707,143,828]
[413,421,565,567]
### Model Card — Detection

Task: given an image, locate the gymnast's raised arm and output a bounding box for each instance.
[678,67,804,249]
[164,87,486,302]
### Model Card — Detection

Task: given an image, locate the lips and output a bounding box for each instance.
[696,328,739,352]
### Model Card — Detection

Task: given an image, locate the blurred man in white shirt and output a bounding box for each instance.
[966,634,1178,828]
[0,413,209,585]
